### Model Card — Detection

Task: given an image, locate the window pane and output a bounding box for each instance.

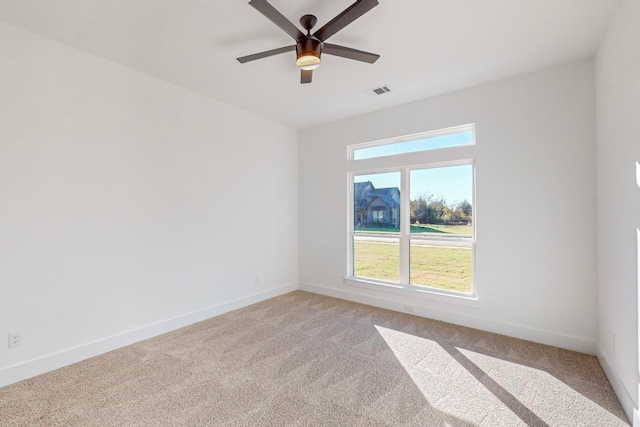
[353,131,472,160]
[354,172,400,233]
[410,241,472,292]
[409,165,473,233]
[353,171,400,282]
[354,237,399,282]
[409,164,473,292]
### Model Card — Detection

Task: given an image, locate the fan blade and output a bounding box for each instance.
[323,43,380,63]
[237,45,296,63]
[313,0,379,42]
[249,0,305,41]
[301,69,313,84]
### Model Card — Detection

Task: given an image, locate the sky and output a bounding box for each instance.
[355,164,473,205]
[353,131,473,160]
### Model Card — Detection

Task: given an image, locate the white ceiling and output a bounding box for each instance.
[0,0,620,129]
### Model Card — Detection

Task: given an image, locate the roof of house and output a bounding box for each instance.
[371,193,400,209]
[354,181,400,209]
[354,182,375,202]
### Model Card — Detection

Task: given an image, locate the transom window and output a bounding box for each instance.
[350,124,474,161]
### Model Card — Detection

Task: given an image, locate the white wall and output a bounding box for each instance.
[299,59,598,353]
[595,0,640,422]
[0,21,298,386]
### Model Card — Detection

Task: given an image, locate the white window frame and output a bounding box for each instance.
[345,126,478,306]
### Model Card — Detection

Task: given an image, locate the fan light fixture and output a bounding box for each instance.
[296,38,322,70]
[296,54,320,70]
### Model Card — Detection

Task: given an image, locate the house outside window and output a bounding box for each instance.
[355,181,399,229]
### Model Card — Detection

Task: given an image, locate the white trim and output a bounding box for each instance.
[408,234,472,243]
[399,165,410,284]
[344,276,479,307]
[596,347,636,425]
[0,283,298,389]
[346,174,355,277]
[299,281,597,354]
[349,157,476,175]
[471,161,478,299]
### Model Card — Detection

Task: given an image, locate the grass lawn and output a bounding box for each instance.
[353,241,400,282]
[411,224,472,237]
[354,241,472,293]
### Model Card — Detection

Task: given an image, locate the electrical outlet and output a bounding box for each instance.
[254,277,260,286]
[404,305,415,314]
[612,334,617,352]
[8,332,21,348]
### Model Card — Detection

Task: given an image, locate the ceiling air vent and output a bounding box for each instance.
[367,86,391,95]
[367,85,391,96]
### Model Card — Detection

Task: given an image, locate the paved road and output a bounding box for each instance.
[354,234,472,249]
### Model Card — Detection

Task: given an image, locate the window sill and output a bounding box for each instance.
[343,276,480,308]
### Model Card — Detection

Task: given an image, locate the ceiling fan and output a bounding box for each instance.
[236,0,380,84]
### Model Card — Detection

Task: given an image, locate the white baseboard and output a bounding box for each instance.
[597,347,636,425]
[0,283,298,389]
[299,281,597,354]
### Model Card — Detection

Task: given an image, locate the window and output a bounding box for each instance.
[351,125,474,161]
[408,165,473,292]
[347,125,475,298]
[353,172,401,282]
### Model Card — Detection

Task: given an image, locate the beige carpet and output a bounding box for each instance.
[1,291,629,426]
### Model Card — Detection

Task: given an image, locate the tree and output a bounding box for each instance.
[450,200,472,222]
[441,207,453,222]
[410,194,429,224]
[411,195,473,224]
[426,198,447,223]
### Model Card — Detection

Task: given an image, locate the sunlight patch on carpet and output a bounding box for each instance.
[458,347,628,426]
[375,325,526,426]
[376,325,628,426]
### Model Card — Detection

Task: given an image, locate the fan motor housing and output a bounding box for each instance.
[296,38,322,61]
